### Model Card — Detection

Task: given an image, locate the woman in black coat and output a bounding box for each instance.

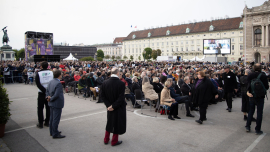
[131,76,141,93]
[152,77,163,94]
[191,71,218,124]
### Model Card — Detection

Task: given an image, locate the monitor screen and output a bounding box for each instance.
[203,39,231,54]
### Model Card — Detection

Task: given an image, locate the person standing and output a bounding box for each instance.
[101,68,126,146]
[240,69,251,121]
[192,71,218,124]
[35,61,53,128]
[222,66,237,112]
[46,70,65,138]
[246,64,269,135]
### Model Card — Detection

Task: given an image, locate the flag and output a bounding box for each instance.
[131,25,132,28]
[135,26,137,28]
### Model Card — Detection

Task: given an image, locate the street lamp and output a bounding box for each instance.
[143,50,146,62]
[94,53,97,60]
[148,54,150,60]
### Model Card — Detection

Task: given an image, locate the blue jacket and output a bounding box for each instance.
[210,78,218,90]
[46,79,65,109]
[169,86,181,101]
[167,75,175,81]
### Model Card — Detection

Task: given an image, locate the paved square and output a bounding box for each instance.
[2,84,270,152]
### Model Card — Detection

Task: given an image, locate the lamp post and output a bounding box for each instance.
[148,54,150,60]
[94,53,97,60]
[143,50,146,62]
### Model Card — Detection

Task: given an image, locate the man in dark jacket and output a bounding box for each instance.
[222,66,238,112]
[101,68,126,146]
[168,83,194,117]
[46,70,65,139]
[181,76,198,111]
[246,64,269,134]
[35,61,53,128]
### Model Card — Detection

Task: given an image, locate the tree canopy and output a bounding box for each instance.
[142,47,152,60]
[97,49,104,58]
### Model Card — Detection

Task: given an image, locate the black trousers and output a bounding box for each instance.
[169,102,179,116]
[37,93,50,125]
[49,107,62,137]
[199,106,207,121]
[177,98,191,115]
[225,92,233,109]
[241,92,249,113]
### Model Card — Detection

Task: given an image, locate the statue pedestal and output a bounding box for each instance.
[0,45,15,61]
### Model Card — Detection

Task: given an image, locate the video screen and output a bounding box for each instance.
[203,39,231,54]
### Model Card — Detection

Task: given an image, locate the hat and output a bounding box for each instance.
[224,66,230,69]
[83,71,87,74]
[89,73,94,77]
[97,72,101,77]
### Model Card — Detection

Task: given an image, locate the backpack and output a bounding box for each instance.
[251,73,267,98]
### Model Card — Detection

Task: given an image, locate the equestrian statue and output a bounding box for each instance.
[2,26,9,45]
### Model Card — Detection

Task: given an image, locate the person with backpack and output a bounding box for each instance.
[245,64,269,135]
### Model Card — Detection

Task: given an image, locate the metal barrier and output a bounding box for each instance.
[3,70,26,84]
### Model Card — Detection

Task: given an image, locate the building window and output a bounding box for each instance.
[217,33,219,35]
[186,36,188,38]
[157,42,159,46]
[152,43,154,46]
[210,34,212,36]
[240,31,243,34]
[167,42,169,45]
[232,45,234,50]
[186,41,188,44]
[240,44,243,50]
[181,41,183,45]
[232,38,234,42]
[240,52,243,55]
[191,46,194,51]
[232,52,234,55]
[204,35,206,36]
[162,42,164,46]
[254,29,261,46]
[197,35,199,37]
[176,48,178,51]
[224,33,226,35]
[197,40,199,44]
[6,53,10,58]
[171,42,173,45]
[197,47,200,51]
[181,47,183,51]
[232,32,234,34]
[176,41,178,45]
[191,40,194,44]
[171,48,173,52]
[186,47,188,51]
[240,37,243,41]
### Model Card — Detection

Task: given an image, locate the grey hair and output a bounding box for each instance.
[132,76,138,83]
[245,69,251,75]
[184,76,189,82]
[111,67,119,74]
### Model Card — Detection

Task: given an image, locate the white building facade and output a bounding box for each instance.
[122,17,244,62]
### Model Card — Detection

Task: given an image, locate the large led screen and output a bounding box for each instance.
[203,39,231,54]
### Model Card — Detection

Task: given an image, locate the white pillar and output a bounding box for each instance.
[266,25,269,47]
[252,26,254,46]
[262,25,265,47]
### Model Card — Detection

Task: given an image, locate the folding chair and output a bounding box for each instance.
[134,89,147,114]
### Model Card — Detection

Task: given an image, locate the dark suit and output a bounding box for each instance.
[222,71,237,109]
[101,77,126,146]
[46,78,65,137]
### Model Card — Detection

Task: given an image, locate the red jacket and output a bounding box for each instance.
[74,75,81,81]
[120,78,128,86]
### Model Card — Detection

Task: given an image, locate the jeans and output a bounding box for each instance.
[246,98,264,132]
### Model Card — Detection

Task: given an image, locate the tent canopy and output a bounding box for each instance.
[63,53,78,61]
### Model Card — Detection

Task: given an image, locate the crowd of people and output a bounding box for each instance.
[1,60,269,136]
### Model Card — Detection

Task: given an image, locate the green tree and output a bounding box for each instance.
[116,56,121,60]
[142,47,152,60]
[123,55,128,60]
[130,55,133,61]
[0,80,12,125]
[97,57,103,61]
[156,49,162,56]
[112,55,115,60]
[16,48,25,60]
[97,49,104,58]
[151,50,158,60]
[79,56,94,61]
[104,55,110,59]
[138,56,141,61]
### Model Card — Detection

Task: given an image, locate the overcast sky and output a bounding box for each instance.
[0,0,266,50]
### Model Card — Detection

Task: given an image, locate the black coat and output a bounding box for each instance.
[181,83,192,96]
[240,75,248,93]
[131,82,140,93]
[86,77,97,88]
[152,82,163,94]
[191,77,218,108]
[222,71,237,93]
[101,77,126,135]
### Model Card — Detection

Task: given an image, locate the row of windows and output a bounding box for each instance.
[125,31,243,44]
[125,38,243,48]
